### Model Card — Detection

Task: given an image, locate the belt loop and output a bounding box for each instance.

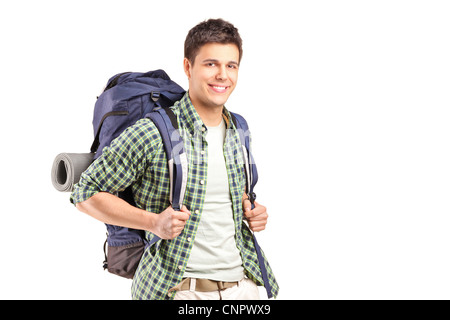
[189,278,196,292]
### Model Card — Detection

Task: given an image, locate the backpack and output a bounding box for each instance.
[91,70,185,279]
[92,69,273,298]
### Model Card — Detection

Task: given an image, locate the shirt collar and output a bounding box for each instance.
[176,91,234,136]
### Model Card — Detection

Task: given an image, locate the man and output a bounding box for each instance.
[71,18,279,300]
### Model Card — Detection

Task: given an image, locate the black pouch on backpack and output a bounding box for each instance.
[104,240,145,279]
[102,188,147,279]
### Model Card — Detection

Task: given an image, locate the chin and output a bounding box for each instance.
[212,100,229,108]
[208,93,232,108]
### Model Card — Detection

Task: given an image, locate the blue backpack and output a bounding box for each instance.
[92,70,273,298]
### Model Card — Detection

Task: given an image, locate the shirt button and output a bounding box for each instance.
[200,150,205,155]
[178,265,183,271]
[187,237,192,242]
[201,127,206,132]
[200,180,205,185]
[194,209,199,214]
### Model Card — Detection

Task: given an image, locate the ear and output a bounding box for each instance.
[183,58,192,79]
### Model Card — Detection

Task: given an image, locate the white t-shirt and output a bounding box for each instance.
[183,118,244,281]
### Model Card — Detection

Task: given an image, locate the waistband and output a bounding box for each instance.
[169,277,239,293]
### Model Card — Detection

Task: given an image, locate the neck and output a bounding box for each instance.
[196,105,223,127]
[189,95,224,126]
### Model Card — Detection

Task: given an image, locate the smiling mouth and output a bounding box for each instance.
[209,84,229,93]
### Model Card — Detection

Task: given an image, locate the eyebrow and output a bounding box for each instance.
[202,59,239,66]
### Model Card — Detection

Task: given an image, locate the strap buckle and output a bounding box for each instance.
[247,192,257,204]
[151,91,160,102]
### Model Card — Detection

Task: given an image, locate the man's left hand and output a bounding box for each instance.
[243,199,268,232]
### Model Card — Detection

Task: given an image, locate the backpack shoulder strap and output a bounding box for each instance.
[143,107,188,248]
[146,107,187,211]
[230,112,258,204]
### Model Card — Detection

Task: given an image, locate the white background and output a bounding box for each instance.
[0,0,449,300]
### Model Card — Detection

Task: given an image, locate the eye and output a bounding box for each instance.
[228,64,238,69]
[206,62,216,67]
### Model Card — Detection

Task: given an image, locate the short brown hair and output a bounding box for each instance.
[184,18,243,65]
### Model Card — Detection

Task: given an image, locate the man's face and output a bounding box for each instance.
[184,42,240,111]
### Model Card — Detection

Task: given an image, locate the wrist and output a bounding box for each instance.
[143,210,159,233]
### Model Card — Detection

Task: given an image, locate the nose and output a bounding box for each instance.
[216,65,228,81]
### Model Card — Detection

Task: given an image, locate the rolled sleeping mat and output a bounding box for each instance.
[51,153,94,192]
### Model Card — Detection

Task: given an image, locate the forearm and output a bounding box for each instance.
[75,192,157,232]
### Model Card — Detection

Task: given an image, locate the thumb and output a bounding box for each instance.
[243,198,252,212]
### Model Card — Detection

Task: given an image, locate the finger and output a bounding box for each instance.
[250,225,265,232]
[169,231,182,239]
[245,206,265,219]
[172,219,187,229]
[248,202,267,217]
[249,220,267,232]
[180,205,191,215]
[244,208,254,219]
[244,208,262,220]
[173,211,191,221]
[174,225,185,233]
[169,224,186,238]
[253,201,264,211]
[248,213,268,222]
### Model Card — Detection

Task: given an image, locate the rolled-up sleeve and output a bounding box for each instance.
[70,119,160,205]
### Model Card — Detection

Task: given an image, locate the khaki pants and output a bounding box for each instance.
[173,278,260,300]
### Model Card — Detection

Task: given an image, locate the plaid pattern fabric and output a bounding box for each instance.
[70,93,279,300]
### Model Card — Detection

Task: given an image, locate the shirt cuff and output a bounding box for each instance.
[70,182,100,205]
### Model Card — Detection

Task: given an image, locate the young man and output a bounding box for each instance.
[70,18,279,300]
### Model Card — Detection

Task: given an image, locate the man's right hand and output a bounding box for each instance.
[153,205,191,239]
[75,192,191,240]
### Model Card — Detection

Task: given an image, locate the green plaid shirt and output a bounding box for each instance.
[70,93,279,300]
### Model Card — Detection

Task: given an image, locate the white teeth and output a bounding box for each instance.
[213,86,226,90]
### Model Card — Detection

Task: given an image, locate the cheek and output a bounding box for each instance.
[229,71,238,85]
